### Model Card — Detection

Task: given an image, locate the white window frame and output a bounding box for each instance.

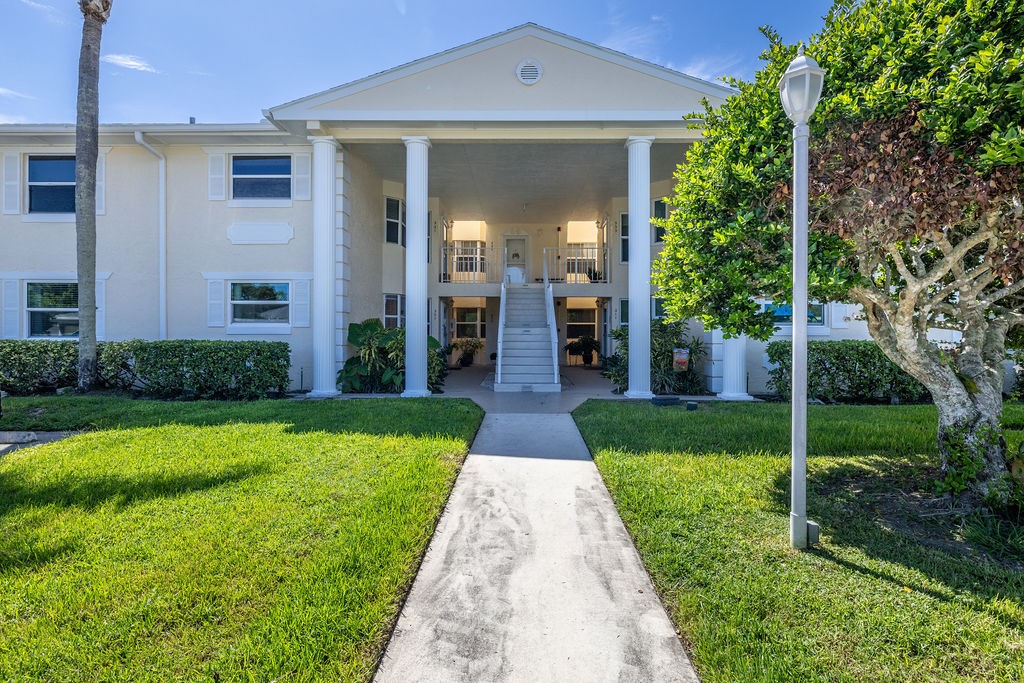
[384,293,406,328]
[25,280,78,340]
[454,306,486,339]
[228,154,292,207]
[652,199,668,244]
[763,300,831,337]
[651,296,666,320]
[619,212,629,263]
[385,197,406,246]
[224,281,291,334]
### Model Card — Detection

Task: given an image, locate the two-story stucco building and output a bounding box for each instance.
[0,24,871,397]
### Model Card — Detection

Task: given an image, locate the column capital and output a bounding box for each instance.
[307,135,339,148]
[625,135,656,149]
[402,135,431,148]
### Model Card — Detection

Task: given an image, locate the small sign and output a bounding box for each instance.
[673,348,689,372]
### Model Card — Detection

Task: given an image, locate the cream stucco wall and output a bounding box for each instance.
[343,149,386,332]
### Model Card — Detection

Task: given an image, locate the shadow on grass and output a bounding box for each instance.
[769,462,1024,631]
[0,464,267,573]
[0,396,484,442]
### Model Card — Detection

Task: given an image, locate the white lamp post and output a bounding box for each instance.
[779,45,825,549]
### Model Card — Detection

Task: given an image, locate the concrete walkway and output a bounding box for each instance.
[374,413,698,682]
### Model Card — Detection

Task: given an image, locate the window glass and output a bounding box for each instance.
[385,197,406,245]
[28,155,76,213]
[27,282,78,338]
[384,294,405,328]
[619,299,629,329]
[566,308,597,339]
[455,307,486,338]
[231,155,291,199]
[230,282,289,323]
[652,297,666,319]
[653,200,668,243]
[765,302,826,325]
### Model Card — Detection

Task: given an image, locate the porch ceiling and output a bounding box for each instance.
[346,141,689,224]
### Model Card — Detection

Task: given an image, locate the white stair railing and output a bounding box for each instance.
[542,257,560,384]
[541,246,608,283]
[496,279,507,384]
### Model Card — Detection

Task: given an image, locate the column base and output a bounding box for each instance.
[624,390,655,400]
[717,391,755,401]
[306,389,341,399]
[401,389,433,398]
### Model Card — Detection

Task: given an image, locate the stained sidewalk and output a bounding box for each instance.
[374,412,698,682]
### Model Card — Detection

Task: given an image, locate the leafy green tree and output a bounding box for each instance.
[656,0,1024,509]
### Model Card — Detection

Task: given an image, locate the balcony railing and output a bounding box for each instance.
[542,246,608,284]
[440,246,504,284]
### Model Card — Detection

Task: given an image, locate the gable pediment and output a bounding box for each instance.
[269,25,733,124]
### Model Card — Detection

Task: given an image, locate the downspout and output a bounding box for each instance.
[134,131,167,340]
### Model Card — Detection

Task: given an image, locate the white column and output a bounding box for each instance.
[402,136,431,398]
[718,333,754,400]
[625,136,654,399]
[308,136,340,397]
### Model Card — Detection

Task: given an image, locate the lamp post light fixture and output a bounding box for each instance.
[779,45,825,550]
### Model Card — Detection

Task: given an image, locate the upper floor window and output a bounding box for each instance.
[28,156,76,214]
[229,282,290,324]
[385,197,406,245]
[652,199,668,243]
[27,281,78,337]
[619,213,629,263]
[231,156,291,199]
[764,302,826,326]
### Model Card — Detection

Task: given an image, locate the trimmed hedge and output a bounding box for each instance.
[0,339,290,399]
[766,340,929,403]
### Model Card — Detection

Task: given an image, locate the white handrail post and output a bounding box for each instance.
[497,280,507,384]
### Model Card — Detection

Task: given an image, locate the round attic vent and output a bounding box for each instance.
[516,59,543,85]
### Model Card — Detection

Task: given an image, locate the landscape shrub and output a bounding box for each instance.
[766,340,929,403]
[338,319,447,393]
[602,320,708,395]
[0,339,290,399]
[0,340,78,394]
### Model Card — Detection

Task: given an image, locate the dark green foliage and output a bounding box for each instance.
[0,339,290,399]
[766,340,928,403]
[602,321,708,395]
[338,319,447,393]
[0,340,78,394]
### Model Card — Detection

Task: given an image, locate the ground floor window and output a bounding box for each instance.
[619,299,629,330]
[764,302,826,326]
[566,308,596,339]
[384,293,405,328]
[27,281,78,337]
[230,282,290,324]
[454,307,485,339]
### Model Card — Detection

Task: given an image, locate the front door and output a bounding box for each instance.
[505,236,527,282]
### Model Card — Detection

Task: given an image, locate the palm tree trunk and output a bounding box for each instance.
[74,8,106,392]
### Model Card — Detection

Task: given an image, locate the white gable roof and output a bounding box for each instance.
[267,23,734,128]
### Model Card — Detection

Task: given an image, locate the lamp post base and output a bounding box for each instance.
[790,513,820,549]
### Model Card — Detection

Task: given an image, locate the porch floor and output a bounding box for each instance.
[440,364,617,414]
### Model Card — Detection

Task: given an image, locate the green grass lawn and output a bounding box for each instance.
[574,400,1024,683]
[0,396,483,682]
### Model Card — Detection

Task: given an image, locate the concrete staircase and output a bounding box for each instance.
[495,284,561,392]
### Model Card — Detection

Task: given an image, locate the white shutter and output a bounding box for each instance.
[94,153,106,214]
[3,152,20,215]
[292,152,311,200]
[207,279,225,327]
[292,279,310,327]
[208,153,226,201]
[2,280,20,339]
[95,279,106,340]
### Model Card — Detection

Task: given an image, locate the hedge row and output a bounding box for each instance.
[766,340,929,403]
[0,339,290,400]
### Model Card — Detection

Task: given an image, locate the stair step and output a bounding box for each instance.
[501,372,559,383]
[503,347,550,356]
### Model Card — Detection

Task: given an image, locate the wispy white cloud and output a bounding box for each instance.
[675,54,745,82]
[101,54,158,73]
[19,0,63,24]
[600,23,665,60]
[0,87,35,100]
[0,114,29,124]
[394,0,407,15]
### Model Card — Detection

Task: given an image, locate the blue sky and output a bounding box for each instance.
[1,0,832,124]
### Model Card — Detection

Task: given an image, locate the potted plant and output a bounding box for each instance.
[564,335,602,366]
[452,337,484,367]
